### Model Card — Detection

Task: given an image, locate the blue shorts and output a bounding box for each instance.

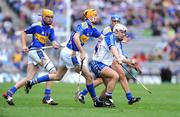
[89,60,107,78]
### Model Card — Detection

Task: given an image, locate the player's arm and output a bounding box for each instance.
[105,35,122,64]
[73,32,86,60]
[49,28,59,49]
[110,46,122,64]
[73,24,86,60]
[93,28,105,53]
[122,57,135,65]
[22,23,38,52]
[98,34,104,42]
[122,57,142,74]
[93,27,104,43]
[21,31,28,52]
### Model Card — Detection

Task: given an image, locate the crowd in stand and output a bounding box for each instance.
[0,0,179,74]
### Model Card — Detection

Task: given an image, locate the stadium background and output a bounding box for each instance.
[0,0,180,117]
[0,0,179,84]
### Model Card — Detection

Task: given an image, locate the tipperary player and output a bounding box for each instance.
[2,9,59,105]
[25,9,107,107]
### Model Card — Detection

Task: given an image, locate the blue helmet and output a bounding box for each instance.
[111,15,121,22]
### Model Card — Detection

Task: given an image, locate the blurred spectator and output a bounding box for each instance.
[169,30,180,60]
[12,47,23,71]
[0,7,4,22]
[160,66,172,83]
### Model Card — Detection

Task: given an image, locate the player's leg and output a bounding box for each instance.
[2,64,38,105]
[25,47,76,90]
[111,61,141,105]
[24,49,67,93]
[25,66,67,91]
[78,78,103,104]
[74,64,104,107]
[98,79,109,101]
[39,53,58,105]
[99,66,119,107]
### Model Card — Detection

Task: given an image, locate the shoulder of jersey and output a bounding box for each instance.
[80,22,89,29]
[31,22,42,27]
[103,26,112,35]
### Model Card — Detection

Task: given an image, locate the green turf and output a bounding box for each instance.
[0,83,180,117]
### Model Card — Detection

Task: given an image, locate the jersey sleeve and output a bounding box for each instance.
[104,35,115,50]
[102,26,112,36]
[92,28,101,38]
[74,24,84,35]
[49,28,56,41]
[24,23,38,34]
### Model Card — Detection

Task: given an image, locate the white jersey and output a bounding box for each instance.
[102,25,113,35]
[93,33,125,66]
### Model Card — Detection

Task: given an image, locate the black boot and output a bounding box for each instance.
[104,96,115,107]
[24,81,32,94]
[128,97,141,105]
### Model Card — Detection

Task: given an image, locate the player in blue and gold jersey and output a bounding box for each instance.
[25,9,106,107]
[2,9,59,106]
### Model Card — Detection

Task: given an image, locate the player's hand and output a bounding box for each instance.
[22,46,29,53]
[131,59,136,65]
[116,58,122,65]
[80,50,86,61]
[134,65,142,74]
[52,41,59,49]
[129,59,142,74]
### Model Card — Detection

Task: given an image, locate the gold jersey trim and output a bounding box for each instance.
[34,33,48,44]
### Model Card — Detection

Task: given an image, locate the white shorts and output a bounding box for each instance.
[59,47,80,68]
[28,48,50,65]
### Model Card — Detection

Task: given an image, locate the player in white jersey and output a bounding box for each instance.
[78,23,141,105]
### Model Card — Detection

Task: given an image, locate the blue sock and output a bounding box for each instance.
[7,86,17,97]
[44,88,51,100]
[86,83,97,101]
[80,88,88,96]
[31,74,50,86]
[126,92,133,100]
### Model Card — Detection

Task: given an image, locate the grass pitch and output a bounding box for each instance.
[0,83,180,117]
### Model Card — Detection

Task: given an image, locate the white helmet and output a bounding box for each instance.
[113,24,127,32]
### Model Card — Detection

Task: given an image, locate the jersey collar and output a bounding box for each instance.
[85,19,94,28]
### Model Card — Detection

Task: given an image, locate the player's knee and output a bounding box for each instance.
[49,73,59,80]
[113,72,119,81]
[85,73,93,83]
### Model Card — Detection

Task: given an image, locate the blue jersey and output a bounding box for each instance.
[24,21,55,48]
[66,20,101,51]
